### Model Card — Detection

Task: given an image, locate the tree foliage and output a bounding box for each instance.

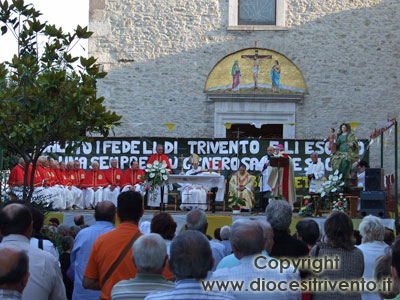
[0,0,121,202]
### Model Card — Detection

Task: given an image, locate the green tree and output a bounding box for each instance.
[0,0,121,202]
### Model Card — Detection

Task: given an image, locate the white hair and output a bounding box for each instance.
[220,226,230,240]
[359,215,385,243]
[132,233,167,272]
[186,209,207,232]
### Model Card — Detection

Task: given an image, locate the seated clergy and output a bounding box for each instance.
[103,158,124,206]
[7,158,26,200]
[66,161,85,209]
[81,161,108,208]
[228,163,255,210]
[121,160,145,193]
[51,160,74,209]
[180,154,207,211]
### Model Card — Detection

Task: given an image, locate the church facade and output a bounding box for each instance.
[88,0,400,172]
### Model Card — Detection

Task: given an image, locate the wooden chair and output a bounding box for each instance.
[165,192,179,211]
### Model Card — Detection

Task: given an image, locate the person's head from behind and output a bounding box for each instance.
[230,219,264,259]
[61,236,74,253]
[169,230,213,280]
[74,215,85,227]
[359,215,385,244]
[251,219,274,254]
[150,212,177,240]
[0,202,33,238]
[384,227,395,246]
[325,211,354,250]
[375,254,399,299]
[392,239,400,287]
[117,191,143,224]
[220,226,230,241]
[0,248,30,294]
[30,207,44,236]
[185,209,208,234]
[132,233,167,274]
[94,201,116,224]
[214,228,221,241]
[296,219,320,248]
[265,200,292,231]
[48,218,60,227]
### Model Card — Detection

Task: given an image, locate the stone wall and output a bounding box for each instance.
[89,0,400,172]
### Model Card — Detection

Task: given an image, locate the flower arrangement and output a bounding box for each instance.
[299,195,314,217]
[319,170,345,208]
[332,193,347,212]
[144,160,170,192]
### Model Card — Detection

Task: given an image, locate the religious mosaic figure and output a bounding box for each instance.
[231,60,241,91]
[270,60,281,92]
[241,50,271,89]
[331,123,359,179]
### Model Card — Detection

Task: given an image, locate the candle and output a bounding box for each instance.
[209,160,213,169]
[218,161,222,169]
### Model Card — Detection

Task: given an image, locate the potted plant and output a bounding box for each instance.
[228,191,246,214]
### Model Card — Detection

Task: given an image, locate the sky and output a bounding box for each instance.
[0,0,89,63]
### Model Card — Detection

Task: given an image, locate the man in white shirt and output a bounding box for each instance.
[356,160,369,191]
[256,146,274,212]
[305,152,325,194]
[0,201,66,300]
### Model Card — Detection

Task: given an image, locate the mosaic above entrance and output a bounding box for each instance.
[204,48,308,95]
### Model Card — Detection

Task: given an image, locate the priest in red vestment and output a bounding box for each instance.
[81,161,108,208]
[146,144,172,208]
[103,158,124,206]
[7,158,26,200]
[121,160,145,193]
[66,161,84,209]
[50,160,74,209]
[267,144,296,208]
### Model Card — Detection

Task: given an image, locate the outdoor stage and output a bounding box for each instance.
[44,210,396,238]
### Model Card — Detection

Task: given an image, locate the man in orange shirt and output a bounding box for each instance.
[82,191,144,300]
[103,158,124,206]
[121,160,145,194]
[81,161,108,209]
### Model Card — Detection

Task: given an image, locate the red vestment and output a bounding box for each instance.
[68,169,86,188]
[27,165,43,187]
[147,154,172,174]
[36,165,49,186]
[57,170,71,186]
[7,164,25,186]
[80,170,108,188]
[48,168,60,186]
[121,168,145,188]
[104,168,124,187]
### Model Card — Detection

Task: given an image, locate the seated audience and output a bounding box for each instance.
[60,236,75,300]
[74,215,87,228]
[357,215,390,300]
[185,209,226,270]
[48,217,60,227]
[0,247,30,299]
[220,225,232,255]
[111,234,174,300]
[214,228,222,241]
[29,207,58,258]
[266,200,308,258]
[295,219,320,251]
[310,211,364,300]
[150,213,177,255]
[211,219,300,300]
[144,230,235,300]
[374,254,398,300]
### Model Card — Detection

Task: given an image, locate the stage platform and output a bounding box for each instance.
[44,210,396,238]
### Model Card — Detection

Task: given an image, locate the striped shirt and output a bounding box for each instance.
[144,279,235,300]
[111,273,174,300]
[0,289,22,300]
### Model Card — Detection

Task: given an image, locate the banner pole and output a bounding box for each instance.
[395,121,398,231]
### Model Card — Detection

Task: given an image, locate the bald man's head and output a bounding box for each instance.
[0,248,29,293]
[0,202,32,237]
[94,201,116,223]
[267,146,275,156]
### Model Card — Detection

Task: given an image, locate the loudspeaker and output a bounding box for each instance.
[360,191,386,218]
[365,168,384,191]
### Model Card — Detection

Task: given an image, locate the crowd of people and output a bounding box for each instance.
[0,193,399,300]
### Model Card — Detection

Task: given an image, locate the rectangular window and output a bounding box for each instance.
[238,0,276,25]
